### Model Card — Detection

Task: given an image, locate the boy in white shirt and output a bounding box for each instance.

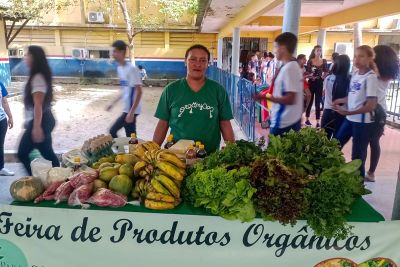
[107,40,143,138]
[266,32,303,136]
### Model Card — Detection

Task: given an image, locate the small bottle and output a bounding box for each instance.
[195,141,201,152]
[164,134,175,149]
[73,156,81,172]
[129,133,138,154]
[196,144,207,160]
[185,145,197,166]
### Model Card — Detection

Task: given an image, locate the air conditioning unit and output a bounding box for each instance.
[334,42,353,57]
[72,48,88,59]
[88,12,105,23]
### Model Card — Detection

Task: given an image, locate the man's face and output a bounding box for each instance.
[274,42,287,61]
[112,48,125,62]
[186,49,209,80]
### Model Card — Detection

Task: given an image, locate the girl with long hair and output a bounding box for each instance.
[334,45,379,177]
[17,46,59,175]
[321,54,351,139]
[365,45,399,182]
[305,45,329,127]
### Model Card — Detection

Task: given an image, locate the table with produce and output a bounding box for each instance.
[0,128,399,267]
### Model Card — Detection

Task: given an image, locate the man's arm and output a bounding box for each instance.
[334,97,377,116]
[126,85,143,123]
[220,120,235,142]
[2,97,13,129]
[153,119,169,145]
[106,94,122,111]
[267,92,296,105]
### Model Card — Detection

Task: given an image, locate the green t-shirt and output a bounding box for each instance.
[155,78,234,153]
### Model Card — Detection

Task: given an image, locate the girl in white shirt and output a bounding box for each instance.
[365,45,399,182]
[333,45,379,177]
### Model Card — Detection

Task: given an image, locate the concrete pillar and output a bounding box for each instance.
[353,22,362,54]
[317,28,327,56]
[282,0,302,36]
[217,38,223,69]
[231,27,240,76]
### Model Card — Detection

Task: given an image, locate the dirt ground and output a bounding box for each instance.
[6,84,245,152]
[6,85,162,152]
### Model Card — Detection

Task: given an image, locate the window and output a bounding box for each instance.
[9,49,18,57]
[88,49,110,59]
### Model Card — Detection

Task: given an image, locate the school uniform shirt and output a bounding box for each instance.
[0,82,8,121]
[323,74,336,110]
[155,78,233,154]
[376,79,390,111]
[347,70,378,123]
[24,74,48,122]
[270,61,303,129]
[117,63,143,114]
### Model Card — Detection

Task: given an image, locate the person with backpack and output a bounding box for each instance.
[321,54,351,139]
[365,45,399,182]
[333,45,379,177]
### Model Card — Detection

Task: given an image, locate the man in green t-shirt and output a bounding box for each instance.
[153,44,235,153]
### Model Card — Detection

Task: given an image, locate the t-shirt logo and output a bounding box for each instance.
[120,80,128,87]
[178,102,214,119]
[350,81,362,93]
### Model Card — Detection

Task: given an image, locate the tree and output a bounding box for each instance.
[88,0,198,63]
[0,0,77,48]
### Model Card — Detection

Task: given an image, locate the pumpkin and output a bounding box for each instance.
[10,176,44,202]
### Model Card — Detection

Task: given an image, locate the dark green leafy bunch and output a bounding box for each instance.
[304,160,369,239]
[267,128,345,176]
[184,166,257,222]
[199,140,262,171]
[250,157,314,225]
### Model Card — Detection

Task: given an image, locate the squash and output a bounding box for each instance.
[10,176,44,202]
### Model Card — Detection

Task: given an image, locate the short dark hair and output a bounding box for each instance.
[374,45,399,80]
[112,40,127,52]
[297,54,306,60]
[138,65,143,70]
[185,44,210,61]
[331,52,339,60]
[275,32,298,54]
[268,52,275,59]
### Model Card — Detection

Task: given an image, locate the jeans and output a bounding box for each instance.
[270,120,301,136]
[335,119,374,177]
[0,118,7,169]
[368,124,384,173]
[321,109,345,139]
[18,111,60,175]
[306,79,323,120]
[109,113,138,138]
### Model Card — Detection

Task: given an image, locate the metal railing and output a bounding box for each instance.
[208,66,256,141]
[387,80,400,124]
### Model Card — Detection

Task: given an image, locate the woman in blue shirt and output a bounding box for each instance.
[0,82,14,176]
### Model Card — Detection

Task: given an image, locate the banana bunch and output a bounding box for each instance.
[132,149,186,210]
[133,141,160,159]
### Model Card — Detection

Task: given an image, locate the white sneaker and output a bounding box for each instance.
[364,172,375,182]
[0,168,15,176]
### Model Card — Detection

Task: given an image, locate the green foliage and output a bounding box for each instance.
[267,128,345,176]
[304,160,368,239]
[184,166,256,222]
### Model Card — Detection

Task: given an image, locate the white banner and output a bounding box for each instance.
[0,204,399,267]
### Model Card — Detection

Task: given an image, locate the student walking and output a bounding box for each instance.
[321,55,351,139]
[0,82,14,176]
[334,45,379,177]
[365,45,399,182]
[255,32,303,136]
[18,46,60,175]
[305,45,329,128]
[107,40,143,138]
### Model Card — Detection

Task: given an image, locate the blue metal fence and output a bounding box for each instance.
[387,80,400,123]
[208,66,256,141]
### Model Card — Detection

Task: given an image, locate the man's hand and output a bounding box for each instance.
[333,105,350,116]
[125,112,135,123]
[106,105,113,112]
[8,117,13,129]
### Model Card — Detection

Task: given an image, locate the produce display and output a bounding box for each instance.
[11,128,369,239]
[315,257,397,267]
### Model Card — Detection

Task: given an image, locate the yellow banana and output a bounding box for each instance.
[158,151,186,170]
[134,161,147,176]
[148,141,160,151]
[156,161,184,181]
[155,175,180,198]
[144,199,175,210]
[133,145,146,159]
[139,170,149,178]
[142,142,154,152]
[150,179,171,195]
[146,192,175,203]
